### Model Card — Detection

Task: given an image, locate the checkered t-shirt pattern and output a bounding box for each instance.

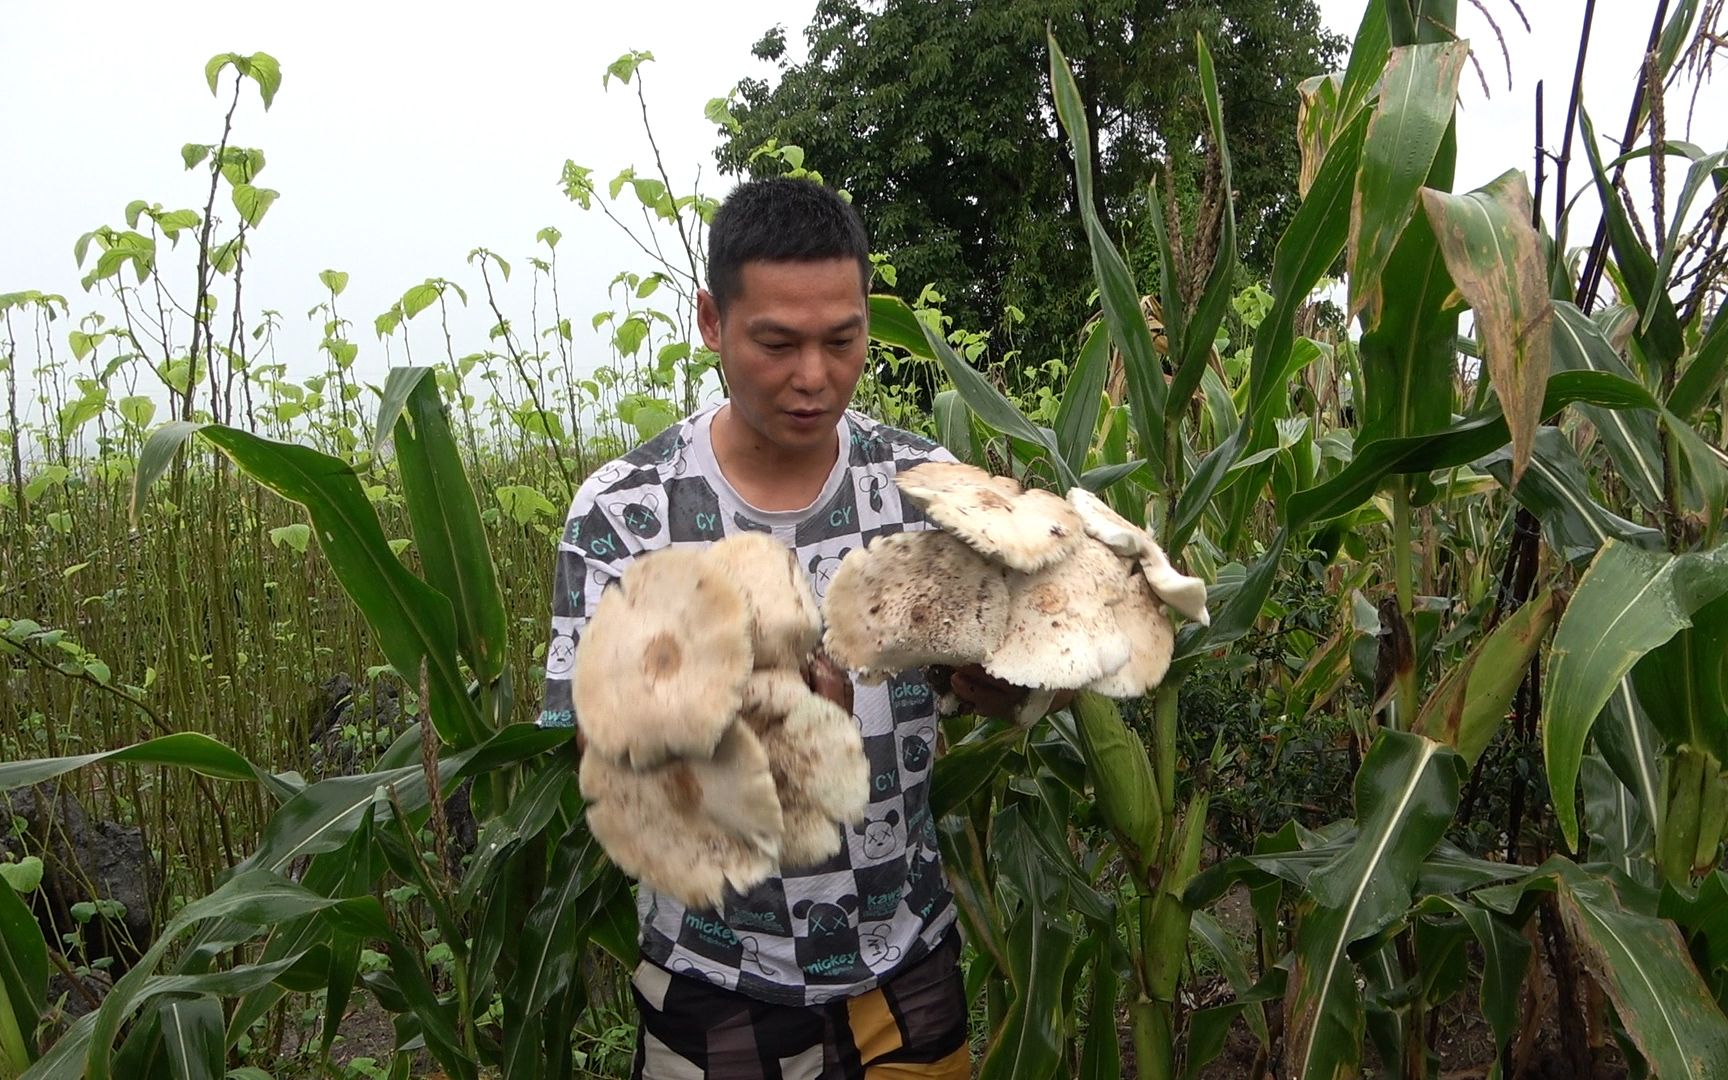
[538,403,959,1007]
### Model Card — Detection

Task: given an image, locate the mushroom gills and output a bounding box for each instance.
[579,720,783,911]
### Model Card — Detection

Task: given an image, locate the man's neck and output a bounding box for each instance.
[710,404,839,512]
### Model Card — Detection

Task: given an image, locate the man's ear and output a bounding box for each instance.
[696,289,723,353]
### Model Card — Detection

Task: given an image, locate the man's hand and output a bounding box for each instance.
[803,649,855,714]
[947,664,1073,722]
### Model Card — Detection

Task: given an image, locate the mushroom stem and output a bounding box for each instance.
[1013,688,1059,727]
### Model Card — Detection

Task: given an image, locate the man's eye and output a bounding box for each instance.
[759,340,791,352]
[829,339,855,351]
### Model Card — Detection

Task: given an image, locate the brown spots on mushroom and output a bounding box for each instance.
[1032,584,1066,614]
[641,632,683,679]
[976,489,1013,511]
[662,762,703,815]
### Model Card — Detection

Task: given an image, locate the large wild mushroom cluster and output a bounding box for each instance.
[823,462,1210,721]
[573,533,869,910]
[571,466,1208,908]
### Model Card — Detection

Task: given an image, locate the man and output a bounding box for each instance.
[540,176,1029,1078]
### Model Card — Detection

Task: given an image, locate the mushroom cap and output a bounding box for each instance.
[1065,486,1211,627]
[573,547,753,767]
[739,668,869,868]
[983,537,1134,690]
[1066,486,1147,557]
[702,533,823,669]
[1087,573,1176,697]
[579,720,784,910]
[1140,543,1211,627]
[897,461,1082,573]
[822,530,1010,683]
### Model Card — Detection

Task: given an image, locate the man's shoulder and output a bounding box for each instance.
[572,409,709,503]
[842,410,955,469]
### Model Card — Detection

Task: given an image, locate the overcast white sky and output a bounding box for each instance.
[2,1,1721,426]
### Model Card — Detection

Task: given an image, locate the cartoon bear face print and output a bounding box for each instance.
[588,461,633,488]
[736,936,778,977]
[860,923,902,966]
[669,956,726,986]
[545,633,577,678]
[808,548,852,600]
[792,895,859,938]
[854,809,901,860]
[901,725,935,774]
[613,491,662,539]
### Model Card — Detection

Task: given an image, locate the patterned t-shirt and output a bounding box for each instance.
[537,402,959,1006]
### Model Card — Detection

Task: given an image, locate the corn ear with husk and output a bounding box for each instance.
[1661,745,1728,883]
[1072,690,1162,874]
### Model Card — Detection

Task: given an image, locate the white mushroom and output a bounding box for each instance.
[897,461,1082,573]
[573,547,753,767]
[739,669,870,867]
[1066,487,1211,626]
[822,530,1010,683]
[983,537,1135,721]
[579,720,784,910]
[704,532,823,669]
[1086,572,1175,697]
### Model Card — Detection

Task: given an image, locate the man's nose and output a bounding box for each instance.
[789,344,827,394]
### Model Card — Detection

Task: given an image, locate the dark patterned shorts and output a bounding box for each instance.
[630,930,969,1079]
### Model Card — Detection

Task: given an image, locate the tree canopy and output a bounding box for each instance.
[719,0,1343,371]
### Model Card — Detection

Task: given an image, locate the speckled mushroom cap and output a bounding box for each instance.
[738,668,870,868]
[982,536,1134,691]
[703,532,824,669]
[896,461,1083,573]
[572,547,753,767]
[1087,572,1176,697]
[821,530,1010,683]
[1066,486,1210,627]
[579,720,784,910]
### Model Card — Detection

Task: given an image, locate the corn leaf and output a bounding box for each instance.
[1282,730,1464,1080]
[1543,539,1728,849]
[1579,110,1685,368]
[1478,427,1664,562]
[977,893,1075,1080]
[0,877,45,1073]
[1047,32,1165,479]
[160,996,224,1080]
[1347,41,1468,324]
[1414,588,1560,765]
[1421,170,1553,483]
[1550,302,1665,510]
[377,367,510,684]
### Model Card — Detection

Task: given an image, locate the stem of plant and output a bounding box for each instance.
[1391,484,1418,729]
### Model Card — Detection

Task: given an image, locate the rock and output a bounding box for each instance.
[309,673,406,778]
[0,784,158,970]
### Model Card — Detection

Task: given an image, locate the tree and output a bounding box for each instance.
[719,0,1343,375]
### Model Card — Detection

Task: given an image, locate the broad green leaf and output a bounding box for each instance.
[977,894,1075,1080]
[400,282,440,320]
[1347,41,1468,323]
[1479,427,1663,562]
[1077,937,1122,1080]
[1053,321,1109,477]
[377,368,510,684]
[230,184,278,228]
[1283,731,1464,1080]
[161,996,224,1080]
[1544,539,1728,849]
[1353,205,1455,447]
[267,523,311,554]
[133,422,487,748]
[0,876,46,1073]
[495,485,557,525]
[1550,302,1665,509]
[1670,299,1728,420]
[0,731,261,791]
[930,721,1021,818]
[1284,369,1657,527]
[1421,170,1552,482]
[1631,592,1728,765]
[932,389,982,466]
[1411,895,1531,1056]
[1582,754,1654,882]
[1048,33,1165,478]
[117,395,156,429]
[318,269,349,297]
[1174,529,1286,664]
[1595,678,1666,843]
[1551,860,1728,1078]
[1414,589,1559,765]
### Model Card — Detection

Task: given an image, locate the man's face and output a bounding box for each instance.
[697,257,869,457]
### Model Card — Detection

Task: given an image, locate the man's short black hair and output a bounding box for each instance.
[706,176,870,314]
